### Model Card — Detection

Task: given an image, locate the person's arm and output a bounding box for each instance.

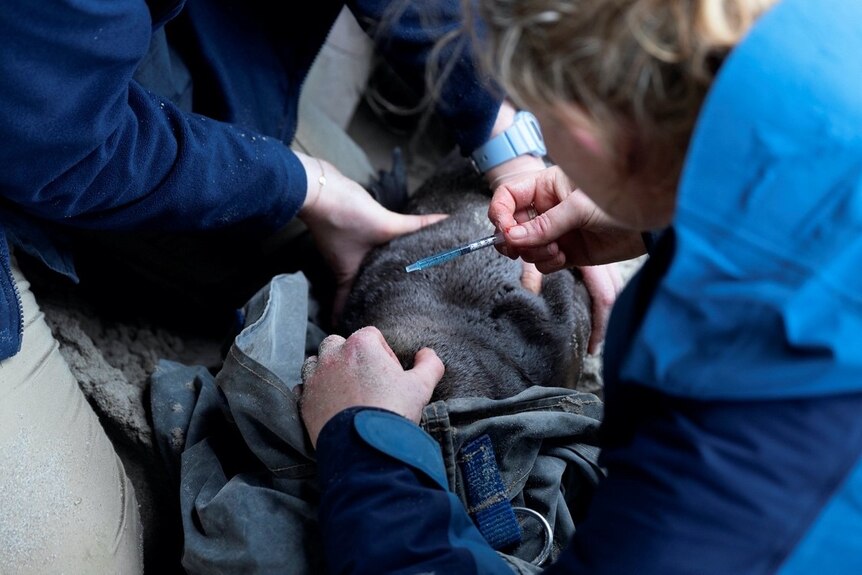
[301,328,513,573]
[316,407,514,574]
[540,385,862,574]
[481,101,549,187]
[1,0,303,238]
[309,336,862,575]
[349,1,550,178]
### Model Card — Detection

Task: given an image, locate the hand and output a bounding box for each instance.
[489,166,644,353]
[297,155,446,321]
[488,165,646,271]
[299,327,445,448]
[579,263,625,354]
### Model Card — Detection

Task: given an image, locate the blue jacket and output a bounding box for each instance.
[314,0,862,572]
[0,0,501,360]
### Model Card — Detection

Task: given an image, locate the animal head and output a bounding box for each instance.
[339,158,591,401]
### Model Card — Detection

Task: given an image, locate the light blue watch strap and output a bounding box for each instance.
[470,110,547,173]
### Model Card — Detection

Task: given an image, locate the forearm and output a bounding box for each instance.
[1,0,305,236]
[9,85,304,236]
[316,407,513,575]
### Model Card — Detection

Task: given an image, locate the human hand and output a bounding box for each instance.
[297,155,446,322]
[489,166,643,353]
[579,263,625,354]
[488,165,646,272]
[299,327,445,448]
[485,153,550,297]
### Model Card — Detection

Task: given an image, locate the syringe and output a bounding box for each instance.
[405,231,505,273]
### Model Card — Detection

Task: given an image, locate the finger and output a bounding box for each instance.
[533,252,568,275]
[488,188,521,232]
[513,203,538,225]
[580,264,624,354]
[408,347,445,393]
[355,325,401,364]
[504,200,582,248]
[317,334,346,361]
[301,356,318,383]
[389,212,448,238]
[520,261,542,294]
[519,247,568,273]
[495,243,513,259]
[517,241,561,266]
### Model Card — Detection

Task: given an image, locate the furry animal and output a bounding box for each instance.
[339,158,592,401]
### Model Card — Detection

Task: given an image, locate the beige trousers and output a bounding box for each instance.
[0,256,143,574]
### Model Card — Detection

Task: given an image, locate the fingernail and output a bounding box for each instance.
[508,226,526,239]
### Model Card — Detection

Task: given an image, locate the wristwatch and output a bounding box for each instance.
[470,110,547,173]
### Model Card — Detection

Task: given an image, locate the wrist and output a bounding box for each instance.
[298,153,328,220]
[485,155,547,190]
[489,102,517,139]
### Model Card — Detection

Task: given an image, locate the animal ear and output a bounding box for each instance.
[366,147,409,213]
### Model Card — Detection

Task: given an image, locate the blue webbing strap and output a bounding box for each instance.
[457,434,522,550]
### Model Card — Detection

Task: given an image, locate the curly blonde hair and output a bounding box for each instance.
[467,0,776,184]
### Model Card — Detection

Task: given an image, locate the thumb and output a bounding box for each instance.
[408,347,445,395]
[505,202,577,248]
[389,212,448,238]
[520,261,542,294]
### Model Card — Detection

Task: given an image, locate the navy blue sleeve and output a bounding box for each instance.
[348,0,503,155]
[0,0,304,236]
[315,407,513,575]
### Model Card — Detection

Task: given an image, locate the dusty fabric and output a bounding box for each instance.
[151,273,325,574]
[151,272,604,574]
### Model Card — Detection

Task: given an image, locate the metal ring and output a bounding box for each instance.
[511,506,553,566]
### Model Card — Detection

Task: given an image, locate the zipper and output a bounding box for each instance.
[0,233,24,357]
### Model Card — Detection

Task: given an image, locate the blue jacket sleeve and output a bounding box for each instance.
[0,0,304,236]
[348,0,503,155]
[539,386,862,575]
[315,407,513,575]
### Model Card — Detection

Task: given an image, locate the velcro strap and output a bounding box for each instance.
[457,434,522,550]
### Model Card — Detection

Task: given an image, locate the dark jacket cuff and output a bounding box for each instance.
[316,407,448,491]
